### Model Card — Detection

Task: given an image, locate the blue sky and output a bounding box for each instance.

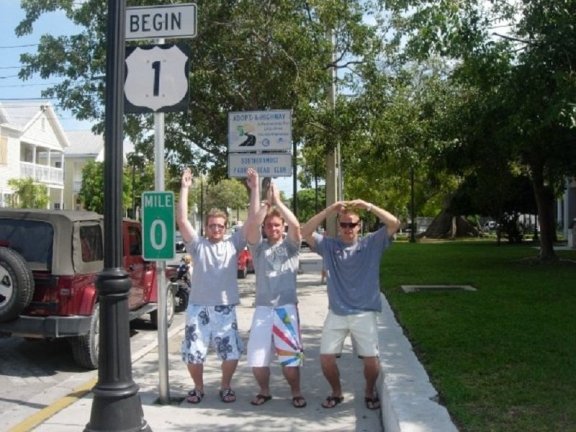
[0,1,295,196]
[0,1,93,130]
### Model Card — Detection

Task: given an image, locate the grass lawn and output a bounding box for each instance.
[380,239,576,432]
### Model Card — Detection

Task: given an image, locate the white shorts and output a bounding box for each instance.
[246,304,304,367]
[320,310,379,357]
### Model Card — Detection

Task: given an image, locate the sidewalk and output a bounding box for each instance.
[31,252,457,432]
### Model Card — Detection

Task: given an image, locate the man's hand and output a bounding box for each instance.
[181,168,193,189]
[246,167,259,190]
[268,182,281,205]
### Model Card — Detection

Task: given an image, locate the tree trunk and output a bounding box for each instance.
[423,210,480,239]
[531,166,558,262]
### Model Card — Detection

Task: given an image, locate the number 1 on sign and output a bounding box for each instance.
[152,61,161,96]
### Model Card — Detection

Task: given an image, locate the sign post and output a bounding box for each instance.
[125,3,197,406]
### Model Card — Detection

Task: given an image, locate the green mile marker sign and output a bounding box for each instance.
[141,191,175,260]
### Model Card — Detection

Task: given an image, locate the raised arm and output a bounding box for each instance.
[347,199,401,237]
[244,168,263,244]
[301,201,347,249]
[268,182,301,244]
[176,168,197,243]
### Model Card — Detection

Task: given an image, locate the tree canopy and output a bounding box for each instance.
[15,0,576,261]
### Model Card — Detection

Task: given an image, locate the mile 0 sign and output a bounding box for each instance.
[124,44,190,113]
[142,191,175,260]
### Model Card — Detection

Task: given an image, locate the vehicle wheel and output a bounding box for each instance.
[174,281,189,313]
[0,247,35,322]
[69,303,99,370]
[150,287,175,329]
[237,267,247,279]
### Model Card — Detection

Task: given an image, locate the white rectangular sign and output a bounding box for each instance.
[228,110,292,152]
[228,153,293,178]
[126,4,197,40]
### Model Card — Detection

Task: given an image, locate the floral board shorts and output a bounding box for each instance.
[181,304,244,364]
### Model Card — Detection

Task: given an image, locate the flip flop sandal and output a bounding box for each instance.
[250,394,272,406]
[365,395,381,410]
[321,395,344,408]
[292,396,307,408]
[219,388,236,403]
[186,389,204,404]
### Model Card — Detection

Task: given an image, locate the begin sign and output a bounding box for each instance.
[126,4,197,40]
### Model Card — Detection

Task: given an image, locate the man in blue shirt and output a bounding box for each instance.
[301,199,400,410]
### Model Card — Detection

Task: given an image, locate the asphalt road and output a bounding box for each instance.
[0,311,186,431]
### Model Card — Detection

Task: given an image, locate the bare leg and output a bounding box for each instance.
[283,366,306,407]
[282,366,302,397]
[187,363,204,392]
[252,366,271,397]
[221,359,238,390]
[320,354,342,397]
[362,356,380,398]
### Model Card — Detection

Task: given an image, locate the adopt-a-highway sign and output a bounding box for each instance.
[228,110,292,152]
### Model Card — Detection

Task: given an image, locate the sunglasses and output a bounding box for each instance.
[208,224,226,230]
[339,222,359,229]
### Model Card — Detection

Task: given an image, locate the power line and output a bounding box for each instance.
[0,43,38,49]
[0,82,60,88]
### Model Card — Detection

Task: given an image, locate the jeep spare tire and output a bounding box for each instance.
[0,247,35,322]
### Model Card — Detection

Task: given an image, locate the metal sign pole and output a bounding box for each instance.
[154,39,170,406]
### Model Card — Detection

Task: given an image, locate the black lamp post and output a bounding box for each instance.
[85,1,150,431]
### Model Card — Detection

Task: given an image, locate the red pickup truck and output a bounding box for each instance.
[0,209,176,369]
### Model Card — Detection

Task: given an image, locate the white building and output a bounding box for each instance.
[0,101,68,208]
[63,130,105,210]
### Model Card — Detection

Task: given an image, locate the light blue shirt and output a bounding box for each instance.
[249,236,300,308]
[185,229,246,306]
[312,227,391,315]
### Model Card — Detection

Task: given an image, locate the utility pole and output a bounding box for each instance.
[325,30,341,237]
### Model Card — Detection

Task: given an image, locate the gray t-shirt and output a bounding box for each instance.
[249,236,300,308]
[185,229,246,306]
[312,227,391,315]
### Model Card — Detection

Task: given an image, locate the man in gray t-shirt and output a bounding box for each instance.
[245,172,306,408]
[302,200,400,410]
[177,167,259,404]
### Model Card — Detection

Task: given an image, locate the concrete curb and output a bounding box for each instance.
[377,293,459,432]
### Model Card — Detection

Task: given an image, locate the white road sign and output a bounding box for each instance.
[228,153,293,178]
[126,4,197,40]
[228,110,292,152]
[125,44,189,113]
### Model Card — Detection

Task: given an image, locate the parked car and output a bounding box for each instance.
[0,209,176,369]
[237,246,254,279]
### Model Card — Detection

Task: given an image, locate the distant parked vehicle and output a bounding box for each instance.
[237,246,254,279]
[175,231,186,253]
[0,209,176,369]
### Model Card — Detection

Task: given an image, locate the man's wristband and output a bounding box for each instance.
[366,204,373,212]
